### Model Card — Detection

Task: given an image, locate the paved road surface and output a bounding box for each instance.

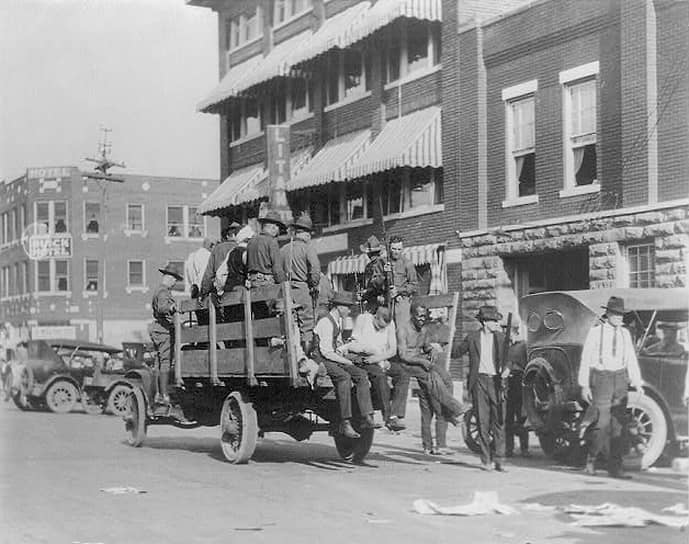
[0,400,686,544]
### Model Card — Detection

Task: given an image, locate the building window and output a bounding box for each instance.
[128,260,145,288]
[85,260,99,292]
[8,209,15,242]
[289,78,312,118]
[34,201,68,234]
[345,183,366,221]
[381,175,402,216]
[166,261,186,292]
[274,0,311,26]
[84,202,100,234]
[167,206,184,237]
[226,6,262,52]
[325,48,368,106]
[381,168,443,215]
[326,50,340,105]
[127,204,144,231]
[14,264,21,294]
[54,201,67,233]
[1,267,8,297]
[245,97,262,135]
[1,213,6,245]
[36,202,49,234]
[55,260,69,291]
[188,207,205,238]
[502,81,537,201]
[14,208,22,241]
[166,206,204,239]
[343,50,365,98]
[23,261,29,293]
[37,261,51,292]
[384,21,440,85]
[627,243,655,288]
[269,90,287,125]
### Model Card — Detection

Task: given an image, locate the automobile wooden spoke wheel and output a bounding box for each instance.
[625,390,667,469]
[334,426,374,464]
[107,384,133,417]
[220,391,258,464]
[45,380,78,413]
[125,387,147,447]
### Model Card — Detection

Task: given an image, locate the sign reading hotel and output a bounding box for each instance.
[22,223,72,260]
[27,166,71,193]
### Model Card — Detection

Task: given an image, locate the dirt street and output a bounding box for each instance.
[0,400,686,544]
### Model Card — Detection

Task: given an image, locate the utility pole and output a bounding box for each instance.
[83,127,125,344]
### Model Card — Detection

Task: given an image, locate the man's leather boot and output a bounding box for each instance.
[339,419,360,439]
[159,369,170,404]
[360,413,382,429]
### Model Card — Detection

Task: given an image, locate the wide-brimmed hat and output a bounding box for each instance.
[657,321,684,330]
[602,296,626,315]
[158,263,183,281]
[360,235,383,254]
[292,214,313,232]
[258,210,285,228]
[476,305,503,322]
[331,291,357,307]
[235,225,255,246]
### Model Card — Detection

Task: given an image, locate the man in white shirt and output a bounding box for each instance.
[185,238,213,298]
[346,307,407,431]
[311,291,376,439]
[578,296,643,479]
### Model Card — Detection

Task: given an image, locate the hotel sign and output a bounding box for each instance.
[22,224,72,260]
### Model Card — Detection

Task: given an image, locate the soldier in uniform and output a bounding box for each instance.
[280,214,321,348]
[388,235,418,325]
[246,210,287,288]
[149,264,183,410]
[579,296,643,478]
[360,235,388,311]
[199,221,240,297]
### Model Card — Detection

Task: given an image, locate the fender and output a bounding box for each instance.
[40,374,81,398]
[637,383,675,442]
[104,379,134,394]
[123,368,154,405]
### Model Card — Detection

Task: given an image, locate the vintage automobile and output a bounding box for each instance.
[122,284,460,464]
[7,338,139,415]
[519,287,688,468]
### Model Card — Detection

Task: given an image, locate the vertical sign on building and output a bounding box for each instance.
[265,125,293,225]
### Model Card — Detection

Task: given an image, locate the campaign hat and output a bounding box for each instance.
[258,210,285,229]
[292,214,313,232]
[476,305,503,322]
[158,263,183,281]
[359,235,384,254]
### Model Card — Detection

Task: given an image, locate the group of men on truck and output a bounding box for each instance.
[149,210,531,468]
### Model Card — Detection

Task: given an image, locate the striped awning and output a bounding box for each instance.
[288,2,371,67]
[198,31,311,112]
[327,243,445,276]
[199,147,313,215]
[348,106,441,178]
[344,0,441,47]
[288,129,371,190]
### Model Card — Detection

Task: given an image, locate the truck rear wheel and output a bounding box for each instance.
[220,391,258,464]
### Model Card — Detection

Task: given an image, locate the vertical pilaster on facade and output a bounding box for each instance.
[589,241,623,289]
[369,38,386,139]
[217,13,228,78]
[260,0,274,56]
[311,59,325,150]
[476,26,487,231]
[311,0,325,32]
[620,0,658,207]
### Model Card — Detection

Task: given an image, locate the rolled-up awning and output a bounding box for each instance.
[348,106,441,179]
[344,0,441,47]
[288,129,371,190]
[327,243,445,276]
[198,31,311,113]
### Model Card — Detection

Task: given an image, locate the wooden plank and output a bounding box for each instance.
[445,292,460,372]
[179,347,287,377]
[244,286,258,386]
[178,318,283,344]
[174,312,183,386]
[282,282,299,387]
[208,299,219,384]
[413,293,459,310]
[179,297,208,313]
[218,284,281,307]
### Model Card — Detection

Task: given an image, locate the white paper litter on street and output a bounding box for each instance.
[565,503,689,529]
[522,503,557,512]
[662,503,689,516]
[99,487,147,495]
[413,491,517,516]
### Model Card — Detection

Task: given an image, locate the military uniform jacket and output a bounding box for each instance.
[390,256,418,297]
[151,284,176,332]
[246,233,286,281]
[363,257,387,302]
[280,238,320,288]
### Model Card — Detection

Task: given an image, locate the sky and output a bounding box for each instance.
[0,0,220,182]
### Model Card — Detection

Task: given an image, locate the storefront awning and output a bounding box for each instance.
[327,243,445,276]
[344,0,442,48]
[348,106,441,179]
[288,130,371,190]
[198,31,311,113]
[288,2,371,67]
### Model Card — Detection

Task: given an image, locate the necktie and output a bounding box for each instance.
[612,327,618,357]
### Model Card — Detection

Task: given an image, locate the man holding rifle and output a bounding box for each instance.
[458,305,511,472]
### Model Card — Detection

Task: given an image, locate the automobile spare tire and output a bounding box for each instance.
[626,390,668,469]
[522,357,558,431]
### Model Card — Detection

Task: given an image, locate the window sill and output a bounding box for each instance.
[322,218,374,233]
[384,204,445,220]
[384,64,442,91]
[126,286,149,294]
[81,233,100,240]
[289,112,314,125]
[227,35,263,56]
[502,195,539,208]
[229,131,265,148]
[559,183,600,198]
[82,291,99,298]
[323,91,372,113]
[273,8,313,32]
[35,291,72,297]
[124,229,147,238]
[165,235,205,244]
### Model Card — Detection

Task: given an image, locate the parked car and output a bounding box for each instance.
[519,288,688,468]
[6,338,141,415]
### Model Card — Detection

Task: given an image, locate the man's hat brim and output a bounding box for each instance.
[159,268,183,281]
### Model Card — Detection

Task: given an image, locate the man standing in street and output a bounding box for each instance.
[579,296,642,479]
[504,317,529,458]
[246,210,287,288]
[311,291,377,439]
[149,264,183,412]
[388,235,418,325]
[185,237,213,299]
[280,213,321,348]
[199,221,240,297]
[458,305,509,471]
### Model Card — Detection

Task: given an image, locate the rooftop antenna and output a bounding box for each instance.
[83,126,126,180]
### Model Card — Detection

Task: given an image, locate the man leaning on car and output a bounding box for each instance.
[578,295,643,479]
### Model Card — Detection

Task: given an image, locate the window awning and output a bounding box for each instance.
[327,243,445,276]
[347,106,441,179]
[288,129,371,191]
[198,147,314,215]
[343,0,442,48]
[198,31,311,113]
[288,2,371,67]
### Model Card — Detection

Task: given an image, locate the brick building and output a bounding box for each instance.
[449,0,689,331]
[0,167,218,346]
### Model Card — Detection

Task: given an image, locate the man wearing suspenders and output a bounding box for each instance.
[578,296,643,479]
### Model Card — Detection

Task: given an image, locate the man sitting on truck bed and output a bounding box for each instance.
[311,291,377,439]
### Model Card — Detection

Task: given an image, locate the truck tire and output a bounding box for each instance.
[220,391,258,464]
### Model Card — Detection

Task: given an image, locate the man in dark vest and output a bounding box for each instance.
[458,305,510,471]
[311,291,377,439]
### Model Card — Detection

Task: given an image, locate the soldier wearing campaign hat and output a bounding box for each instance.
[360,235,388,311]
[246,210,287,288]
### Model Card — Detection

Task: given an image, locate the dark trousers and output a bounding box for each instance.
[589,369,629,473]
[362,361,410,421]
[321,360,373,420]
[290,282,315,344]
[472,374,506,464]
[506,372,529,454]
